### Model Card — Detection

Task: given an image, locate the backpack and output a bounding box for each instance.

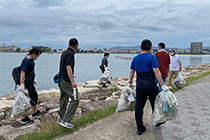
[12,66,33,90]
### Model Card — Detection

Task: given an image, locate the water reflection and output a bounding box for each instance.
[190,57,202,66]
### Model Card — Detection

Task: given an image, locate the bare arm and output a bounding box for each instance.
[20,71,25,84]
[67,65,77,87]
[153,68,165,86]
[129,70,135,83]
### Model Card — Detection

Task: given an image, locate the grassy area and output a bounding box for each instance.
[170,70,210,92]
[15,70,210,140]
[16,103,117,140]
[109,87,119,92]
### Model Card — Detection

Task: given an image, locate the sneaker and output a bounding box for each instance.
[21,116,34,124]
[32,110,45,119]
[155,122,166,127]
[137,126,146,135]
[168,86,172,89]
[60,120,74,129]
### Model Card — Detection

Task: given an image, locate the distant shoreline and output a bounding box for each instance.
[1,52,210,55]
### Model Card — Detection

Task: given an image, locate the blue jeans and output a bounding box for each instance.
[155,77,166,93]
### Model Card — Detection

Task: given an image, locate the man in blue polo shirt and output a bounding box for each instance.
[19,48,44,124]
[129,39,169,135]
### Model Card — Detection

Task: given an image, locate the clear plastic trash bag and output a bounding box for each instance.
[173,72,186,89]
[11,91,31,119]
[100,67,112,84]
[116,87,136,112]
[153,90,178,125]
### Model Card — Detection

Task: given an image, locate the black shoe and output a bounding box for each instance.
[21,116,34,124]
[137,126,146,135]
[155,122,166,127]
[32,110,45,119]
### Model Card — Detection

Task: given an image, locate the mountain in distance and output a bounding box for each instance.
[110,45,179,50]
[203,46,210,49]
[110,45,210,50]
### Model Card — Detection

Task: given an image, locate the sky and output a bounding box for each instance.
[0,0,210,49]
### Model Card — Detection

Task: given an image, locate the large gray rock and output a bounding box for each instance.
[0,100,14,111]
[38,88,60,95]
[0,119,41,140]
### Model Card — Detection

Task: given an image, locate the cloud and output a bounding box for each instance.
[0,0,210,49]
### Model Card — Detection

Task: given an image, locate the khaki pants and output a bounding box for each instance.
[58,80,79,122]
[168,71,179,86]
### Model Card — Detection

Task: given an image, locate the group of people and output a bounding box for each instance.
[18,38,79,129]
[18,38,181,135]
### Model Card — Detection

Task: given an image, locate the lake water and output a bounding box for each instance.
[0,53,210,97]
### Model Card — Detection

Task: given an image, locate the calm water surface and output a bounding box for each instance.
[0,53,210,97]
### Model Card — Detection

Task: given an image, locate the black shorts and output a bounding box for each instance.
[25,84,38,106]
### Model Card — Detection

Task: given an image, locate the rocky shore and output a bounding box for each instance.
[0,63,210,140]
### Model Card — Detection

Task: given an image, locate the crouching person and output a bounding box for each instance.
[57,38,80,128]
[19,48,45,124]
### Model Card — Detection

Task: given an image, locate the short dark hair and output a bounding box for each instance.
[104,53,109,57]
[169,49,175,53]
[29,48,41,55]
[69,38,78,47]
[141,39,152,51]
[158,42,165,49]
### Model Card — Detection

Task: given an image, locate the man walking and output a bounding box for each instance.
[155,42,170,92]
[129,39,169,135]
[19,48,44,124]
[101,53,109,73]
[168,49,182,89]
[58,38,79,129]
[100,53,109,87]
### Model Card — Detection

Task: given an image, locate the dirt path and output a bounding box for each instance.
[54,101,155,140]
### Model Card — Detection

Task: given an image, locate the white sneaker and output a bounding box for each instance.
[168,86,172,89]
[60,120,74,129]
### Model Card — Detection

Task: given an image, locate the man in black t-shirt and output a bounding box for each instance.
[57,38,79,129]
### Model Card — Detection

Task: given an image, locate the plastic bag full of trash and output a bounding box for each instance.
[153,90,178,125]
[173,71,186,89]
[100,67,112,84]
[11,91,31,119]
[116,87,136,112]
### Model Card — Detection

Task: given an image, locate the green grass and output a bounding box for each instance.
[15,103,118,140]
[109,87,119,92]
[170,70,210,92]
[15,70,210,140]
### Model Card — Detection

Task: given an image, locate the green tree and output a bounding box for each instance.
[16,47,21,52]
[53,49,57,52]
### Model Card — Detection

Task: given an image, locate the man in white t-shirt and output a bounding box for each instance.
[167,49,182,88]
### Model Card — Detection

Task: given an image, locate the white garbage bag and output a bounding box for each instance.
[116,87,136,112]
[100,67,112,84]
[153,90,178,125]
[173,72,186,89]
[11,91,31,119]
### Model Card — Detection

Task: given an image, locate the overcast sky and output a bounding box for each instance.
[0,0,210,49]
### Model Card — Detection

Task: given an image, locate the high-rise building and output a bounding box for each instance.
[190,42,203,53]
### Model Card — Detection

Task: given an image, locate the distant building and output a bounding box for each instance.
[190,42,203,53]
[31,46,51,51]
